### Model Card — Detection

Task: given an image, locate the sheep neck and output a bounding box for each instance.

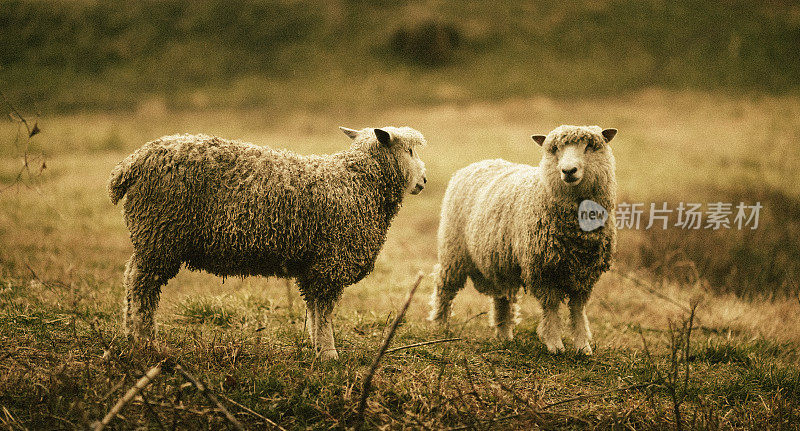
[335,148,406,222]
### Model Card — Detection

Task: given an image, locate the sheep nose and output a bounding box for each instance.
[562,167,578,175]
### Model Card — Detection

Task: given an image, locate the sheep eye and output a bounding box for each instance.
[408,148,414,157]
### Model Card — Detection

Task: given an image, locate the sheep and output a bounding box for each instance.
[429,125,617,355]
[108,127,427,360]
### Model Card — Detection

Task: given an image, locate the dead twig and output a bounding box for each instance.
[175,362,244,431]
[132,400,211,416]
[218,393,288,431]
[480,355,545,427]
[94,361,164,431]
[460,356,486,410]
[613,270,701,323]
[444,413,522,431]
[683,302,698,393]
[460,311,488,333]
[354,272,424,430]
[450,387,485,431]
[0,91,45,195]
[1,405,28,431]
[385,338,462,355]
[539,383,654,410]
[0,91,37,138]
[88,318,166,431]
[637,301,700,431]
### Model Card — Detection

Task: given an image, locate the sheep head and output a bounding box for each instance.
[340,126,428,195]
[533,125,617,199]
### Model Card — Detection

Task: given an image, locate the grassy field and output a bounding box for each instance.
[1,90,799,429]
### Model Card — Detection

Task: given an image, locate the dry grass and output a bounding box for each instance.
[1,90,799,429]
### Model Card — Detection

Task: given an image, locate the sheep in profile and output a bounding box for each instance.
[109,127,427,360]
[429,125,617,355]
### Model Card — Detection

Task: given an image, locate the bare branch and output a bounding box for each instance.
[540,383,654,410]
[94,361,164,431]
[175,363,244,431]
[355,272,424,430]
[385,337,462,355]
[0,91,33,137]
[0,91,45,195]
[218,393,287,431]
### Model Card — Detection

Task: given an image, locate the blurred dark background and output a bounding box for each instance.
[2,0,799,113]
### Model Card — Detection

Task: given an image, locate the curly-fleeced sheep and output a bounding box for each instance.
[109,127,427,359]
[429,125,617,355]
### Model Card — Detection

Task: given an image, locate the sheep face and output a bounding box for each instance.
[533,125,617,196]
[340,126,428,195]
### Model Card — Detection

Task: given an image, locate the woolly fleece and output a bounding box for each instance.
[110,128,427,358]
[430,125,617,353]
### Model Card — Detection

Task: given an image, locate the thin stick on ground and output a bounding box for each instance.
[175,363,244,431]
[444,413,523,431]
[1,405,25,430]
[539,383,654,410]
[480,355,545,427]
[132,400,211,416]
[385,338,462,355]
[219,393,288,431]
[94,361,164,431]
[354,272,424,430]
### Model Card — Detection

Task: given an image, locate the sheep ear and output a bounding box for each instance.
[374,128,392,146]
[531,135,546,146]
[602,128,617,142]
[339,127,359,140]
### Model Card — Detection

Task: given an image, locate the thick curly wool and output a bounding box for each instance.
[430,125,617,354]
[110,128,427,359]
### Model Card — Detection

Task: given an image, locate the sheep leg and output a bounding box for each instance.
[569,294,593,355]
[122,255,164,343]
[492,296,515,340]
[471,274,517,340]
[491,288,520,341]
[536,295,565,354]
[428,263,466,325]
[314,302,339,360]
[304,298,317,345]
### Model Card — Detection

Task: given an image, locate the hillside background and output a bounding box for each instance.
[2,0,800,112]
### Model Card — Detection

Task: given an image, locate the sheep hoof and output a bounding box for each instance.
[427,313,448,326]
[544,341,565,354]
[576,344,593,356]
[318,349,340,361]
[127,331,155,346]
[495,326,514,341]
